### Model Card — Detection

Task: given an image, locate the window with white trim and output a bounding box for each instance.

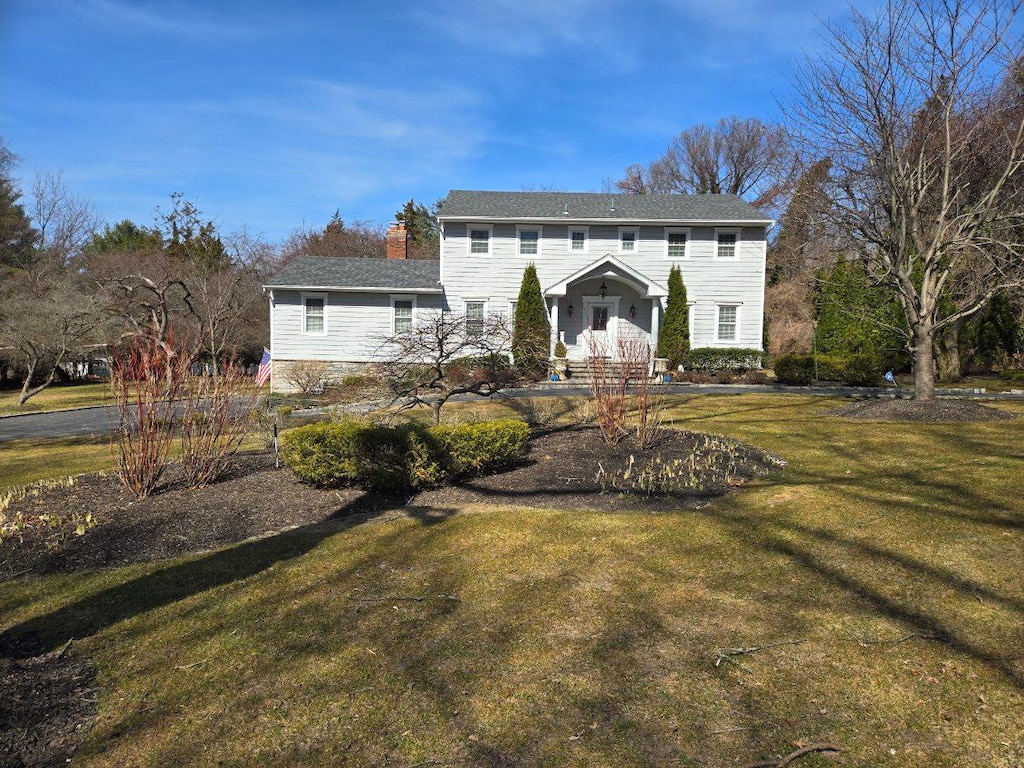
[717,305,739,341]
[517,226,541,256]
[509,300,518,319]
[569,227,588,252]
[469,226,492,255]
[392,298,414,334]
[302,294,326,335]
[619,227,639,253]
[666,227,690,259]
[715,229,739,259]
[466,301,485,336]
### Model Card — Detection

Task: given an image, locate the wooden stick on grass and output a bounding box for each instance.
[743,743,841,768]
[715,639,805,667]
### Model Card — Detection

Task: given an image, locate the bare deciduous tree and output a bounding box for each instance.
[617,116,800,214]
[377,310,515,424]
[788,0,1024,399]
[31,170,101,265]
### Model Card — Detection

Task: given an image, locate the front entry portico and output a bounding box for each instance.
[544,255,668,361]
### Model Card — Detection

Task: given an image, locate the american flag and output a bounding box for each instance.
[255,348,272,386]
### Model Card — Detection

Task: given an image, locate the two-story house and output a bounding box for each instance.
[264,190,773,391]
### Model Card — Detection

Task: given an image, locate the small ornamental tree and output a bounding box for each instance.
[512,263,550,379]
[657,264,689,370]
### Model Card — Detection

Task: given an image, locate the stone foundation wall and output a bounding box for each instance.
[270,359,377,394]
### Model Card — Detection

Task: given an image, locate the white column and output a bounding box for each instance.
[549,298,559,357]
[650,297,661,356]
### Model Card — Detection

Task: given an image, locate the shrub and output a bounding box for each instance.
[554,340,567,358]
[340,373,377,388]
[843,353,882,386]
[285,360,331,395]
[431,419,530,478]
[712,370,735,384]
[814,354,847,382]
[774,354,815,385]
[998,368,1024,382]
[513,264,550,379]
[281,418,529,490]
[657,265,689,370]
[686,347,766,373]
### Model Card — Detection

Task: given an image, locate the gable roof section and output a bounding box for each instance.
[438,190,772,224]
[265,257,442,293]
[544,254,668,298]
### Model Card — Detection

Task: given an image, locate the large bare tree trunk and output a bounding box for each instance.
[913,326,937,401]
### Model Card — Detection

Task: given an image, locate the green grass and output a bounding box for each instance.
[1,394,1022,767]
[0,382,113,415]
[0,436,115,493]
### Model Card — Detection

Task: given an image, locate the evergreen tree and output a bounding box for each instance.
[395,198,440,258]
[0,139,37,269]
[512,263,550,378]
[657,264,689,370]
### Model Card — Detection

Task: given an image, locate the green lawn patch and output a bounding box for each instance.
[0,437,114,494]
[0,383,113,416]
[1,394,1022,767]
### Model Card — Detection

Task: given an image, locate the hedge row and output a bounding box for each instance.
[773,353,882,386]
[685,347,767,373]
[280,418,530,491]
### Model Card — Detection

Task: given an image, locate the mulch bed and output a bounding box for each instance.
[827,397,1016,422]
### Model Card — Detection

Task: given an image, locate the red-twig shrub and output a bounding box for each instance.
[585,332,663,447]
[180,362,264,488]
[109,336,190,499]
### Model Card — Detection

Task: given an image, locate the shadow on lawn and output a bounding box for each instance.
[0,491,451,660]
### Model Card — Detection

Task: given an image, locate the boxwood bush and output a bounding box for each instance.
[685,347,766,373]
[773,353,882,386]
[281,418,530,491]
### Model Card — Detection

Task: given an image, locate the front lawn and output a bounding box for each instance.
[1,394,1021,767]
[0,383,114,416]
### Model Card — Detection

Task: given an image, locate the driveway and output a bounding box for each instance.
[0,406,120,443]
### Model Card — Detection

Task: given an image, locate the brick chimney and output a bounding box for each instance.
[386,221,408,259]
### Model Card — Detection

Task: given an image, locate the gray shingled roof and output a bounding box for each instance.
[438,190,772,223]
[265,257,441,291]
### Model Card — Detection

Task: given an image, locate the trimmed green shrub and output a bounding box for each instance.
[773,354,815,385]
[554,340,567,358]
[998,368,1024,382]
[431,419,530,478]
[281,418,529,490]
[686,347,766,373]
[843,353,882,386]
[814,354,847,382]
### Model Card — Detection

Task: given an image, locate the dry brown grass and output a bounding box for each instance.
[1,394,1021,767]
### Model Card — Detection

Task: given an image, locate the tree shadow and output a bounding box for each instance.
[0,491,448,660]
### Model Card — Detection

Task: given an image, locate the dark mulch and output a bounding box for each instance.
[827,397,1016,422]
[0,427,781,768]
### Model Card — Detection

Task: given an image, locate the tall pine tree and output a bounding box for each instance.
[0,139,37,269]
[513,263,550,379]
[657,264,689,370]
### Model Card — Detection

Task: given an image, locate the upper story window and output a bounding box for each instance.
[469,226,492,255]
[665,228,691,259]
[569,227,588,252]
[619,227,639,254]
[303,293,326,335]
[715,229,739,259]
[466,301,485,336]
[717,304,739,342]
[517,225,541,256]
[392,297,414,334]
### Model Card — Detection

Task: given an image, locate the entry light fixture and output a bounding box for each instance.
[599,280,607,299]
[629,304,636,320]
[567,303,574,317]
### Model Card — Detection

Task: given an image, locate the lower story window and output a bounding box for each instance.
[393,299,413,333]
[717,305,738,341]
[304,296,325,334]
[466,301,485,336]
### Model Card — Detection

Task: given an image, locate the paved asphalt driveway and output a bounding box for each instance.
[2,384,1021,443]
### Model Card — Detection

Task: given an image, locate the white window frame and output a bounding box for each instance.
[509,300,518,319]
[467,224,493,256]
[465,299,487,337]
[665,227,691,259]
[714,228,740,259]
[618,227,639,254]
[516,225,543,257]
[569,226,589,253]
[390,294,416,334]
[716,303,741,343]
[301,292,327,336]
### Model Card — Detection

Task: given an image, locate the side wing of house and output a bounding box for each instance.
[264,256,443,392]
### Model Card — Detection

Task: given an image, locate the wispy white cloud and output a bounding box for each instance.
[68,0,259,42]
[414,0,621,56]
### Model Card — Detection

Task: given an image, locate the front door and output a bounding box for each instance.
[587,301,617,356]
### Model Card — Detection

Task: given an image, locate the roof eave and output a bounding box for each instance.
[262,284,444,293]
[438,215,774,226]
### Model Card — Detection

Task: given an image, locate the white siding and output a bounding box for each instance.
[270,290,446,363]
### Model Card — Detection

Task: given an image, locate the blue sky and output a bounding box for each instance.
[1,0,852,244]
